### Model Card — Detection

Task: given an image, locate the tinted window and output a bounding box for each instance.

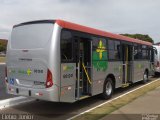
[92,37,107,61]
[134,44,146,60]
[142,45,149,59]
[11,23,54,49]
[142,49,147,59]
[61,30,73,61]
[108,40,114,50]
[92,37,106,50]
[108,39,121,60]
[115,41,120,50]
[108,50,116,60]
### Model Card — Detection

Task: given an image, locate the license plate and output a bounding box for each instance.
[9,78,14,85]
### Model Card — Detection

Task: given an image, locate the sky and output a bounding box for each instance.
[0,0,160,43]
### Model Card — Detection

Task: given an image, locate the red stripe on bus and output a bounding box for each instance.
[56,19,152,46]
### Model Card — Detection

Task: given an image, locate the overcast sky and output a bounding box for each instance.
[0,0,160,43]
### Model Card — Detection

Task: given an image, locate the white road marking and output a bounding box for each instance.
[68,78,160,120]
[0,96,35,110]
[0,63,5,65]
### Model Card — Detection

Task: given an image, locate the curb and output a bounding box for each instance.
[68,78,160,120]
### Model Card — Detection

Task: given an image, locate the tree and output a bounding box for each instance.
[0,43,6,52]
[0,39,7,52]
[120,34,154,43]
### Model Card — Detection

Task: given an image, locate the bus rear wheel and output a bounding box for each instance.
[102,78,113,99]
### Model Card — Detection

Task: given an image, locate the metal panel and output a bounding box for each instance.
[60,85,75,103]
[92,61,123,95]
[7,24,53,81]
[6,23,61,102]
[107,62,123,88]
[133,61,150,82]
[60,63,76,102]
[49,23,61,86]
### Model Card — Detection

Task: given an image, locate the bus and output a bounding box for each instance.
[153,44,160,75]
[5,20,153,102]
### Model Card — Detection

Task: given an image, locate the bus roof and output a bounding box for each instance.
[13,19,152,46]
[56,19,152,46]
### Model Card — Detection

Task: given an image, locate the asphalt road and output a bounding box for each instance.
[0,64,15,100]
[0,76,159,120]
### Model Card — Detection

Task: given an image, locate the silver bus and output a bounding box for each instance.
[6,20,153,102]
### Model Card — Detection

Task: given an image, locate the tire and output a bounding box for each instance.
[102,78,114,99]
[142,71,148,84]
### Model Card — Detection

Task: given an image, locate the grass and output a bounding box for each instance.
[0,56,6,63]
[74,79,160,120]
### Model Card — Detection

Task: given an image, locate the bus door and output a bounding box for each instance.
[122,44,133,87]
[75,38,92,99]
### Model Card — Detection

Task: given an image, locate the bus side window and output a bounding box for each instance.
[108,40,115,60]
[61,30,73,62]
[108,39,121,61]
[114,41,121,60]
[134,44,142,60]
[142,45,147,59]
[92,37,107,60]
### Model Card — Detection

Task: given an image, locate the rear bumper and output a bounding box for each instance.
[6,84,59,102]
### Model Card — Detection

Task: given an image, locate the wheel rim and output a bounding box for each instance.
[106,81,112,95]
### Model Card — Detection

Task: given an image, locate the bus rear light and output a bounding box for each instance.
[35,92,43,96]
[46,69,53,88]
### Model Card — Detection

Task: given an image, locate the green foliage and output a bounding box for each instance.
[0,43,6,52]
[120,34,154,43]
[0,39,7,52]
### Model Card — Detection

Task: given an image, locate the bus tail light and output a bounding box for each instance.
[46,69,53,88]
[5,67,8,83]
[35,92,43,96]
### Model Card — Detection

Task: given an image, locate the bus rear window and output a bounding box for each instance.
[11,23,54,49]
